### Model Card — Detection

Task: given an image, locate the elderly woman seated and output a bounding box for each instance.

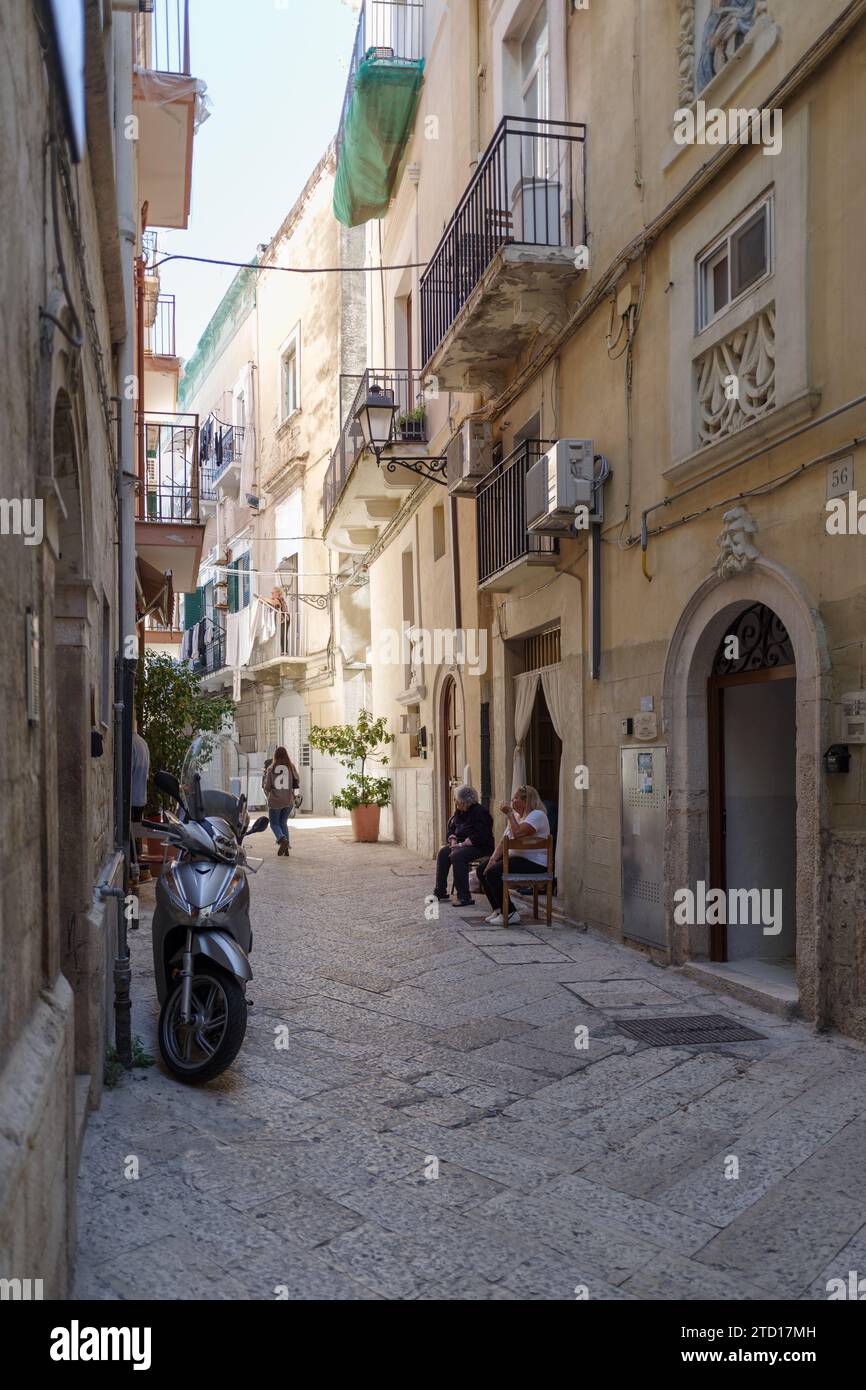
[478,784,551,926]
[434,785,494,907]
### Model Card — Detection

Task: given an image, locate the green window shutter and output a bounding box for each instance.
[227,561,239,614]
[183,587,204,628]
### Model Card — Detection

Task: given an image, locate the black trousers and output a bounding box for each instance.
[478,854,541,916]
[435,844,482,901]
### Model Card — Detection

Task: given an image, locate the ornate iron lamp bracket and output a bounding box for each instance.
[381,454,448,485]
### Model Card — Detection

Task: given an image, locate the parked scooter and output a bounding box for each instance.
[142,734,268,1083]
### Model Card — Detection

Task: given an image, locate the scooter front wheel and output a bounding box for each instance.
[158,969,247,1083]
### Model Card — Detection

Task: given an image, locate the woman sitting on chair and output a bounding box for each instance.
[478,785,550,926]
[433,785,494,907]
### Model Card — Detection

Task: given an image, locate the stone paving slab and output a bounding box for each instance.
[73,818,866,1301]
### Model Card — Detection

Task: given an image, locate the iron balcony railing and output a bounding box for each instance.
[337,0,424,156]
[477,439,559,586]
[188,624,226,677]
[324,368,427,524]
[421,115,587,365]
[144,293,176,358]
[137,411,200,525]
[134,0,191,76]
[200,419,244,503]
[250,603,306,667]
[142,229,160,267]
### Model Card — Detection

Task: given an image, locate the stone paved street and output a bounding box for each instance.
[74,819,866,1301]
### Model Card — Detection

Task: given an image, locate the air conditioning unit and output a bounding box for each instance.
[526,439,595,535]
[446,420,494,495]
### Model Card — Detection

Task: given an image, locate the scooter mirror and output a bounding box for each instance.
[248,817,269,836]
[154,770,182,803]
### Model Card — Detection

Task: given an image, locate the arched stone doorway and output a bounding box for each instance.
[706,603,796,967]
[663,559,830,1024]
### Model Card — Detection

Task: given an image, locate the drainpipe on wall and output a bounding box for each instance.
[110,10,139,1069]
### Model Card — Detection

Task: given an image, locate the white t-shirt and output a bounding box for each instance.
[506,808,550,867]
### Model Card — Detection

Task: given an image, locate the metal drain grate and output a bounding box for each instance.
[616,1014,767,1046]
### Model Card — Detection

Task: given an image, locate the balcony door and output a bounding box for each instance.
[521,5,549,125]
[516,4,559,243]
[441,676,463,836]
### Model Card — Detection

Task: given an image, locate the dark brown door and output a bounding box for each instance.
[442,677,460,833]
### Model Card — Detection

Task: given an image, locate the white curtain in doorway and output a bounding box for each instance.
[541,664,567,884]
[512,670,540,793]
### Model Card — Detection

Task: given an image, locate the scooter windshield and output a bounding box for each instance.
[181,734,248,810]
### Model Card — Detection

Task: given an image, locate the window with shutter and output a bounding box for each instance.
[227,562,239,614]
[183,587,205,629]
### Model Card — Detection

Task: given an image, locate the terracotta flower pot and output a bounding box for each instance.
[350,804,382,843]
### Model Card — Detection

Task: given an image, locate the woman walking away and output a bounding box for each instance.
[433,785,494,907]
[263,746,300,857]
[478,785,550,926]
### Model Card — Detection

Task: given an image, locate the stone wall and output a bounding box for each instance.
[0,1,124,1293]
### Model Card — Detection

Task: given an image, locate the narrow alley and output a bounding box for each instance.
[74,819,866,1302]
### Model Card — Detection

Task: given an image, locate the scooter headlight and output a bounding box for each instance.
[212,832,237,863]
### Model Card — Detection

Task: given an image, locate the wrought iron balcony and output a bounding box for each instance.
[137,412,200,525]
[421,116,587,372]
[134,0,191,76]
[337,0,424,158]
[187,624,226,678]
[199,423,245,500]
[143,292,176,358]
[249,602,307,668]
[324,369,427,525]
[477,440,559,588]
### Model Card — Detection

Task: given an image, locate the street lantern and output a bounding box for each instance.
[352,379,449,487]
[356,384,397,454]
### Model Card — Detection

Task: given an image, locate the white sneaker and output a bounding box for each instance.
[506,911,522,926]
[486,912,505,926]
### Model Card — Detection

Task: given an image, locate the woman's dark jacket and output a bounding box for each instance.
[445,803,494,855]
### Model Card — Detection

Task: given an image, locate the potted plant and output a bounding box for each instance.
[309,710,395,843]
[396,405,426,442]
[136,652,235,870]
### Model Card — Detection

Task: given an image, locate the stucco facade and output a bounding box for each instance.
[177,152,369,814]
[331,0,866,1037]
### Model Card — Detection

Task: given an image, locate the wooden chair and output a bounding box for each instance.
[502,835,554,926]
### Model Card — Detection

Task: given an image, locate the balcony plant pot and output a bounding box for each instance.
[397,409,426,443]
[350,803,382,843]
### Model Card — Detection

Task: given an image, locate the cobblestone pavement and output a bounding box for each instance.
[74,818,866,1301]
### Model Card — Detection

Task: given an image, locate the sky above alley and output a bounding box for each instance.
[158,0,361,361]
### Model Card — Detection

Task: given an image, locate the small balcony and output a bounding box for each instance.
[187,623,226,679]
[143,292,176,360]
[133,0,200,229]
[136,411,205,594]
[477,440,559,591]
[248,604,308,675]
[334,0,425,226]
[200,421,245,505]
[421,117,587,393]
[323,369,428,549]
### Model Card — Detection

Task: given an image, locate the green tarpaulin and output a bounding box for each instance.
[333,55,425,228]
